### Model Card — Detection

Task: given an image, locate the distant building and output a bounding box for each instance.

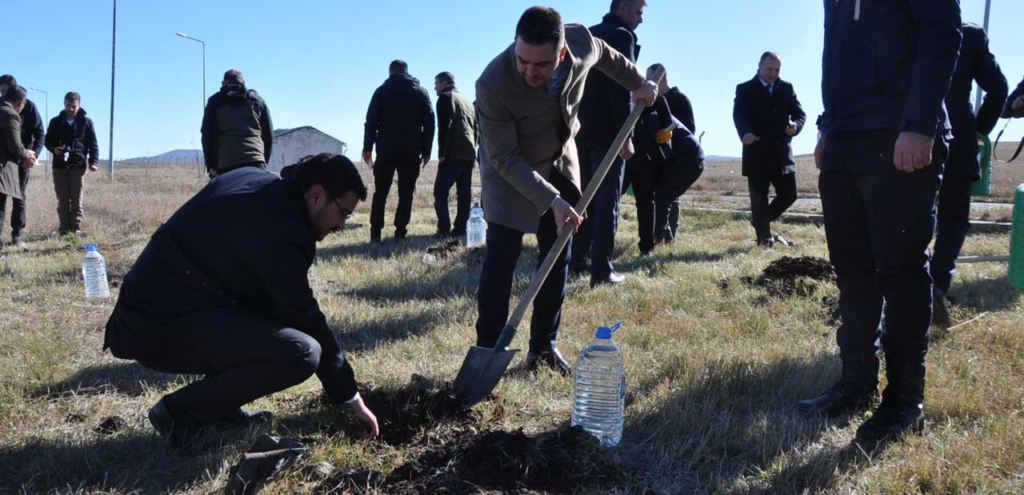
[267,126,347,173]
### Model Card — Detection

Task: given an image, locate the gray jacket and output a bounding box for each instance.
[475,24,644,234]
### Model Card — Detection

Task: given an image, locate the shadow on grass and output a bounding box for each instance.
[330,308,449,353]
[616,246,751,274]
[621,354,870,493]
[318,234,443,262]
[336,244,541,304]
[28,362,185,399]
[0,431,231,495]
[953,275,1022,313]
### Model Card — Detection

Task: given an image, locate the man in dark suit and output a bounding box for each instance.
[930,23,1007,328]
[362,60,436,243]
[572,0,646,287]
[799,0,962,445]
[732,52,806,247]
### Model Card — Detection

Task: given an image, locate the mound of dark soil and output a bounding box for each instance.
[324,426,620,495]
[354,374,480,446]
[743,256,835,297]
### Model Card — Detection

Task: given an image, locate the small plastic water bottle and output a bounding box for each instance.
[572,322,626,447]
[467,203,486,248]
[82,243,110,298]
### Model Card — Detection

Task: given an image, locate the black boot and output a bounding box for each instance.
[856,361,925,445]
[796,355,878,417]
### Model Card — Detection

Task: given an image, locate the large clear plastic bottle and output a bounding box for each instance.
[467,203,487,248]
[82,243,110,298]
[572,322,626,447]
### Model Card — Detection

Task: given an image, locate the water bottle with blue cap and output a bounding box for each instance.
[572,321,626,447]
[82,243,110,298]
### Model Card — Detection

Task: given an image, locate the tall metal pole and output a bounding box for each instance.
[108,0,117,183]
[29,87,49,178]
[176,32,206,178]
[973,0,993,114]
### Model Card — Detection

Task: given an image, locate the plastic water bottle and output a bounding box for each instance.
[467,203,486,248]
[82,243,110,298]
[572,322,626,447]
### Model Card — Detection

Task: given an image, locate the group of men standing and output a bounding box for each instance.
[96,0,1024,452]
[0,75,100,247]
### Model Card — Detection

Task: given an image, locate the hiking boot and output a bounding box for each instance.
[932,288,952,329]
[855,362,926,445]
[756,237,775,248]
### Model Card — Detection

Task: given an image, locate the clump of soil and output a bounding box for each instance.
[324,426,621,495]
[743,256,835,297]
[94,415,127,435]
[350,374,481,446]
[426,239,463,259]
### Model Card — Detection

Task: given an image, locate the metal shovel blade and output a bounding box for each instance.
[452,345,519,406]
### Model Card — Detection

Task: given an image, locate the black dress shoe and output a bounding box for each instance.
[526,348,572,376]
[149,398,203,449]
[591,272,626,288]
[370,230,382,244]
[796,380,876,417]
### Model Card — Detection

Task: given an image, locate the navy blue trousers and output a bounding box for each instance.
[819,130,944,374]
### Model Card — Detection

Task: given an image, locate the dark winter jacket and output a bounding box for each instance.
[1004,76,1024,119]
[44,109,99,169]
[104,167,358,403]
[201,84,273,174]
[733,76,806,177]
[436,87,477,161]
[19,99,45,159]
[577,13,640,147]
[944,23,1007,179]
[0,102,28,200]
[817,0,962,138]
[363,72,435,158]
[663,87,696,136]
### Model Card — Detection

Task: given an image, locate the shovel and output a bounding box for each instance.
[453,67,666,406]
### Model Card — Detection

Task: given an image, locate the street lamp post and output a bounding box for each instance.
[176,31,206,178]
[974,0,993,114]
[109,0,117,183]
[28,87,49,178]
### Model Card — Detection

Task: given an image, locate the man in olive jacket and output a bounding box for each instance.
[474,6,657,374]
[732,51,806,247]
[433,71,477,238]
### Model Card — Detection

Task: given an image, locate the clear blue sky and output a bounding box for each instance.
[6,0,1022,161]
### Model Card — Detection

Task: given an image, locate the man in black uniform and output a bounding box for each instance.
[362,60,435,243]
[930,23,1007,328]
[732,51,806,247]
[799,0,962,445]
[104,154,379,447]
[201,70,274,177]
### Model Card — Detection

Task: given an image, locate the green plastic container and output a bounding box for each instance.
[971,134,993,197]
[1010,184,1024,292]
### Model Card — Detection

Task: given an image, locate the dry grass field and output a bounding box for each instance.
[0,163,1021,494]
